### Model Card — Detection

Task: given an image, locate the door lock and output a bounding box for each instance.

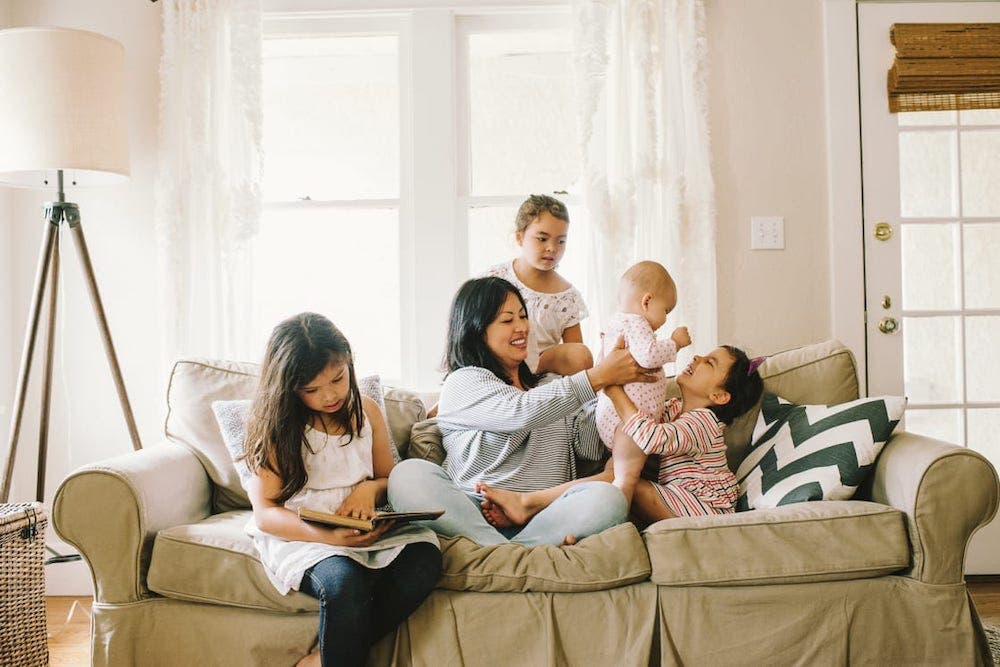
[877,316,899,334]
[874,222,893,241]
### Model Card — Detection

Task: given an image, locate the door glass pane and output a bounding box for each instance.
[903,316,962,403]
[898,131,957,217]
[960,130,1000,217]
[960,109,1000,125]
[968,409,1000,471]
[467,204,590,288]
[251,208,401,381]
[904,408,963,446]
[966,316,1000,402]
[468,30,578,196]
[964,224,1000,309]
[898,110,956,126]
[263,36,399,201]
[900,223,958,310]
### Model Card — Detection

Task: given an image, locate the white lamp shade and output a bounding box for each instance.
[0,27,130,187]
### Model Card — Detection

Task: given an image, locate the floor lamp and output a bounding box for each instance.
[0,27,142,504]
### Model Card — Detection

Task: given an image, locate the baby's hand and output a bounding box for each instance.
[671,326,691,349]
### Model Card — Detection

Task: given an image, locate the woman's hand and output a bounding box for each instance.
[586,335,658,391]
[335,481,380,520]
[327,521,396,547]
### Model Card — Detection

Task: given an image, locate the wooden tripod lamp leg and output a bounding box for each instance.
[0,218,60,503]
[36,226,60,502]
[66,213,142,452]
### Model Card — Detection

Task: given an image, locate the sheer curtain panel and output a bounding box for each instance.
[573,0,716,359]
[154,0,263,366]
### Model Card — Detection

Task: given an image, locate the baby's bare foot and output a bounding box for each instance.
[562,534,577,546]
[477,482,543,527]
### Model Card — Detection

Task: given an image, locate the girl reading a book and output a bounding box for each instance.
[243,312,441,667]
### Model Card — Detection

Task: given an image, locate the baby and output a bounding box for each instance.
[596,261,690,450]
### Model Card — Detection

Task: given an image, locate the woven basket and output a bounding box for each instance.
[0,502,49,667]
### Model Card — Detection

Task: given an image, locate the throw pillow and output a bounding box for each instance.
[211,374,400,490]
[735,392,906,511]
[212,399,254,488]
[356,375,401,464]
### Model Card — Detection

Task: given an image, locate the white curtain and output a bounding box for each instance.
[573,0,716,364]
[154,0,263,366]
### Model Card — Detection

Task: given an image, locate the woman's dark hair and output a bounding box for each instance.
[244,312,364,504]
[709,345,765,425]
[445,277,539,389]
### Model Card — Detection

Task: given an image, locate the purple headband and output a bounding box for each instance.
[748,356,766,375]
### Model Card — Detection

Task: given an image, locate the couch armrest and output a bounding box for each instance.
[52,443,212,603]
[869,430,999,585]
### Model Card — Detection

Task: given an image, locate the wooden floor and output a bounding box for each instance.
[43,581,1000,665]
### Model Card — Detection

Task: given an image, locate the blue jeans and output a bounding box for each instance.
[388,458,627,547]
[298,542,441,667]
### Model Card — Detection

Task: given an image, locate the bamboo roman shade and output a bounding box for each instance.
[887,23,1000,113]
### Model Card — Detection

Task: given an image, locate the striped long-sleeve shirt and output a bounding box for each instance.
[623,398,738,512]
[435,367,601,492]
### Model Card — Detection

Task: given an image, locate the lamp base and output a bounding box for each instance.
[1,175,141,503]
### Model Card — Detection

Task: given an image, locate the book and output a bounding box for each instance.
[297,506,445,532]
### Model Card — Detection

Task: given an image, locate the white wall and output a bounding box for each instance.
[4,0,162,594]
[708,0,832,356]
[0,5,12,452]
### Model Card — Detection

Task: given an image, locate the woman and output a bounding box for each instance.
[388,276,657,546]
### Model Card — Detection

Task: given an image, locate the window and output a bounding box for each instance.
[256,7,581,388]
[256,24,402,379]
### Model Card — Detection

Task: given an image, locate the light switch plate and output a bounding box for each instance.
[751,216,784,250]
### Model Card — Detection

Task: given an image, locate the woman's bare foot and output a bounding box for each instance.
[476,482,544,527]
[296,650,320,667]
[480,497,515,528]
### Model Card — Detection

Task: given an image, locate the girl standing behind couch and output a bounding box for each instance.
[484,194,593,376]
[243,313,441,667]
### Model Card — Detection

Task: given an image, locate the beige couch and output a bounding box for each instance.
[53,340,999,666]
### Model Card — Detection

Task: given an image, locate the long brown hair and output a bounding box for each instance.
[243,312,364,504]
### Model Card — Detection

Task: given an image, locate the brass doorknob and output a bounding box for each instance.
[878,317,899,334]
[874,222,893,241]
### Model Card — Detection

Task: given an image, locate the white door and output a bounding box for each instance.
[859,2,1000,574]
[858,2,1000,574]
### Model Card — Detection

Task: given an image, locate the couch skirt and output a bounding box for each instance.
[88,575,990,666]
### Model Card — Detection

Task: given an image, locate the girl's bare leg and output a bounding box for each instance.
[610,428,647,507]
[630,481,678,525]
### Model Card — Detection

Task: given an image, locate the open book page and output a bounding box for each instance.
[297,507,444,532]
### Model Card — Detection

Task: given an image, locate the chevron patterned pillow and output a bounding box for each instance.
[735,393,906,511]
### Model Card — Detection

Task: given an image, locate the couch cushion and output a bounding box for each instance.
[643,500,909,586]
[148,513,647,609]
[736,393,906,510]
[147,511,319,613]
[723,340,860,468]
[437,522,650,593]
[166,358,425,512]
[166,360,259,512]
[384,388,427,459]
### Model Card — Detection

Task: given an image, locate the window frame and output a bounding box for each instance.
[262,2,573,390]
